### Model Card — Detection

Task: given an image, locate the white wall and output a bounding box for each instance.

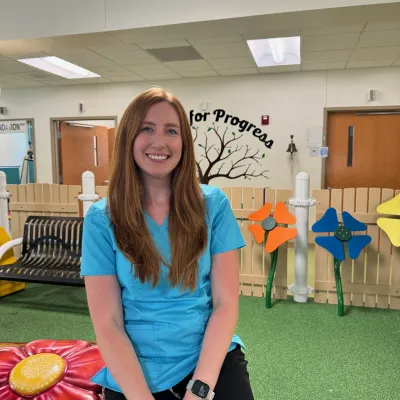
[1,0,399,41]
[1,67,400,190]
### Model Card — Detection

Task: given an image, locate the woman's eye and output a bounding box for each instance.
[167,129,178,135]
[141,126,153,132]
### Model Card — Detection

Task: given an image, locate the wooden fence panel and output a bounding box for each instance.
[241,187,253,296]
[377,189,394,309]
[353,188,369,307]
[313,189,330,303]
[328,189,343,305]
[275,189,292,300]
[342,188,355,306]
[365,188,381,308]
[390,189,400,310]
[252,188,264,298]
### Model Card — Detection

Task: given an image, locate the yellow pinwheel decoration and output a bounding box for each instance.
[377,193,400,247]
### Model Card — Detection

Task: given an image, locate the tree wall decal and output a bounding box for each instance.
[193,123,269,185]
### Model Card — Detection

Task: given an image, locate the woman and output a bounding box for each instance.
[81,87,254,400]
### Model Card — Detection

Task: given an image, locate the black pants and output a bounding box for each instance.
[104,346,254,399]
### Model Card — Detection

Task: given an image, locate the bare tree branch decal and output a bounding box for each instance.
[193,123,269,184]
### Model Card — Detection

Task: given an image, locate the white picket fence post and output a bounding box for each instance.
[78,171,99,217]
[288,172,316,302]
[0,171,10,235]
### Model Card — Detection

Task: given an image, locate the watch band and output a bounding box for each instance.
[186,379,215,400]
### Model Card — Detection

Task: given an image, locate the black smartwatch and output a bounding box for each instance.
[186,379,215,399]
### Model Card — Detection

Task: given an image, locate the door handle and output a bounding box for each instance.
[103,180,109,184]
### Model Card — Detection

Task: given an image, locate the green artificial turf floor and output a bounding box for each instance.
[1,284,400,399]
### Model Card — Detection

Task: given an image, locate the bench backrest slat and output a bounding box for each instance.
[21,216,84,270]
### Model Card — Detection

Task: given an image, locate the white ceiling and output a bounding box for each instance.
[0,4,400,88]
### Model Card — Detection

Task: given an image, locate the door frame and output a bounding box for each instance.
[0,117,37,183]
[322,105,400,188]
[50,116,118,184]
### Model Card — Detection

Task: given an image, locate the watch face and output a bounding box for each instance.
[192,380,210,399]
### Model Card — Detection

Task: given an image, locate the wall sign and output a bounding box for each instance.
[0,120,28,134]
[189,109,274,149]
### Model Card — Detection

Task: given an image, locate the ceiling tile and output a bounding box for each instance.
[195,42,249,59]
[17,72,59,81]
[301,62,347,71]
[0,82,16,88]
[351,46,400,61]
[218,68,258,76]
[365,22,400,31]
[51,49,116,67]
[302,50,352,63]
[138,72,182,80]
[302,24,365,36]
[138,40,190,50]
[242,29,301,41]
[0,73,36,84]
[393,58,400,66]
[258,65,301,74]
[45,33,127,51]
[6,52,50,60]
[100,49,158,65]
[108,29,184,44]
[207,57,256,70]
[163,60,212,72]
[108,75,146,82]
[42,79,81,86]
[76,77,113,85]
[303,33,360,52]
[0,61,39,73]
[180,70,219,78]
[124,63,173,74]
[88,43,139,55]
[0,55,11,62]
[187,35,243,46]
[358,30,400,48]
[147,46,203,62]
[88,65,133,77]
[12,81,50,87]
[347,59,396,68]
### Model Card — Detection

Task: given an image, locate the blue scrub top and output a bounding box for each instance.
[80,184,246,393]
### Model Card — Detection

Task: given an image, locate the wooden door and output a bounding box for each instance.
[108,128,115,166]
[59,122,110,186]
[326,112,400,189]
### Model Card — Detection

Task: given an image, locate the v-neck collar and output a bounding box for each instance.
[144,211,169,230]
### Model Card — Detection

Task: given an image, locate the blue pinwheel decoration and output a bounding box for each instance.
[312,208,371,316]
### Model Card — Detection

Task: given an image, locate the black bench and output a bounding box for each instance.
[0,216,85,287]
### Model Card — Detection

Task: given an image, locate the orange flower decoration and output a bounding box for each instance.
[248,202,297,252]
[0,340,105,400]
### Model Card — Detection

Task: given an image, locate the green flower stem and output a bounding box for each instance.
[334,258,344,317]
[266,249,279,309]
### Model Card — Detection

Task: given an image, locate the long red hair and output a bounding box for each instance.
[108,88,208,291]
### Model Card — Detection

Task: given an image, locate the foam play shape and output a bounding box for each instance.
[0,340,105,399]
[312,208,371,261]
[0,227,26,297]
[0,227,16,265]
[312,207,338,233]
[377,194,400,216]
[248,201,298,253]
[377,193,400,247]
[377,218,400,247]
[342,211,368,232]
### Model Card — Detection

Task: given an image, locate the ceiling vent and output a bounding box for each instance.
[146,46,203,62]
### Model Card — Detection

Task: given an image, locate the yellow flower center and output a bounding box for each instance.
[9,353,65,396]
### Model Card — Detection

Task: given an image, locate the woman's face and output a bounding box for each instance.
[133,102,183,181]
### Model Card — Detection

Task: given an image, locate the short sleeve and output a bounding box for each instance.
[210,189,246,255]
[80,204,116,276]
